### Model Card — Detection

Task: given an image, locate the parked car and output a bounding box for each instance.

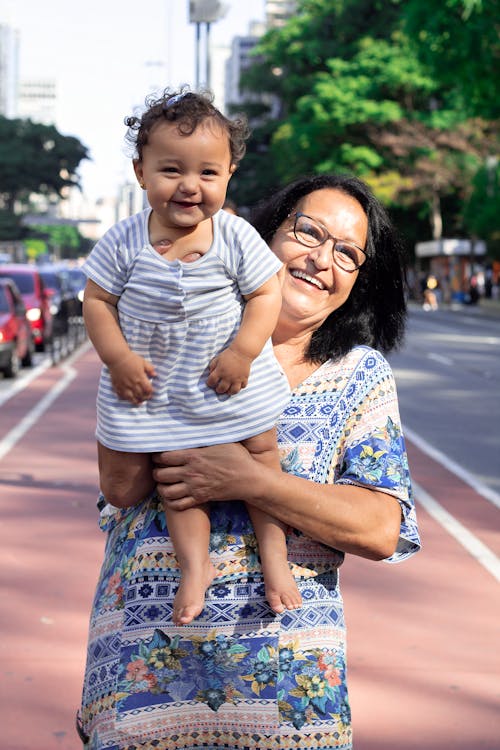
[0,263,53,351]
[37,265,81,336]
[0,278,34,378]
[64,265,86,315]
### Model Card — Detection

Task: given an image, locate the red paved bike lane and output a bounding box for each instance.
[0,346,103,750]
[0,346,499,749]
[342,442,500,749]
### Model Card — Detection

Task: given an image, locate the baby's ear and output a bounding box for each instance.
[229,163,237,176]
[133,159,144,184]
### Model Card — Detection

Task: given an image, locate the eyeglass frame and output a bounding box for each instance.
[289,212,368,273]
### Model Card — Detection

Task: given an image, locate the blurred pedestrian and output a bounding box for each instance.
[422,274,439,310]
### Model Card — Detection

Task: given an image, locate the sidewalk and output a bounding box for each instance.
[410,296,500,319]
[476,296,500,318]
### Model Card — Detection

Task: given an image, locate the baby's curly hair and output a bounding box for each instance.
[125,86,250,167]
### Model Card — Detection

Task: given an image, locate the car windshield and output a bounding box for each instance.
[39,271,60,289]
[0,271,34,294]
[0,287,9,312]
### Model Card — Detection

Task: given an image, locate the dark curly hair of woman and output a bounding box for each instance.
[124,86,250,167]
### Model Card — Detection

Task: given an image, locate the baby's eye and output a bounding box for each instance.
[162,166,179,174]
[202,168,217,176]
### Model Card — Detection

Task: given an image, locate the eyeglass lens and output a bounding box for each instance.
[294,214,366,271]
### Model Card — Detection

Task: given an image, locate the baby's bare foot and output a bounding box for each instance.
[264,566,302,614]
[172,561,216,626]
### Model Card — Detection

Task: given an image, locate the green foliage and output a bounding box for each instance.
[25,223,88,259]
[0,209,26,240]
[402,0,500,119]
[24,238,47,261]
[0,116,89,211]
[232,0,499,249]
[463,159,500,242]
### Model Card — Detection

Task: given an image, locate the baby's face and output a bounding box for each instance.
[134,120,235,233]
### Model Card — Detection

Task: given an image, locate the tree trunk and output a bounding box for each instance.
[431,190,443,239]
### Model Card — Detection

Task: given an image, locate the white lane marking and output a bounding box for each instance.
[404,425,500,511]
[0,342,91,461]
[0,364,77,461]
[0,340,92,407]
[414,481,500,583]
[0,357,52,407]
[427,352,454,366]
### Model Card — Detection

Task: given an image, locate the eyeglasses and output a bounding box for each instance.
[290,212,367,273]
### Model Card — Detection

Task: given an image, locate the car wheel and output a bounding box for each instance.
[4,348,20,378]
[21,337,35,367]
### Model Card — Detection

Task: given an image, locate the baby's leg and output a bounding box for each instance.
[242,428,302,613]
[164,503,216,625]
[98,442,155,507]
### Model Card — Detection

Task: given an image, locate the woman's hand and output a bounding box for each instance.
[152,443,254,509]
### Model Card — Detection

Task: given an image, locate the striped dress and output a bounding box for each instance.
[83,209,290,452]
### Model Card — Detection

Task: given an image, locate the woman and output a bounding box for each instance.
[78,174,420,749]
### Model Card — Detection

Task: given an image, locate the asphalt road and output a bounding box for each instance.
[388,304,500,496]
[0,325,498,750]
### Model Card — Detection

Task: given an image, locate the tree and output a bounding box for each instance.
[236,0,499,245]
[0,116,89,214]
[462,158,500,257]
[24,223,89,259]
[402,0,500,120]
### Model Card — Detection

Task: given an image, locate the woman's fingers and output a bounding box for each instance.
[153,450,189,467]
[152,443,251,504]
[156,480,196,506]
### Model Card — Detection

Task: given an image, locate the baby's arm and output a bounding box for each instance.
[207,274,281,395]
[83,279,156,404]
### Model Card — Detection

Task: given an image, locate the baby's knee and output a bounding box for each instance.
[100,470,153,508]
[242,430,280,469]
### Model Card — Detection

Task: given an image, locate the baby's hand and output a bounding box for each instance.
[108,353,156,405]
[207,347,252,395]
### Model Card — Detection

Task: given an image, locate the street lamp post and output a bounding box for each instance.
[188,0,227,89]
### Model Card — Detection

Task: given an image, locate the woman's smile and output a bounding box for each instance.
[289,268,326,290]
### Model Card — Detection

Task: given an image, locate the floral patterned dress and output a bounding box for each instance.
[79,346,420,750]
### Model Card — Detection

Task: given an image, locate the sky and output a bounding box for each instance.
[2,0,266,202]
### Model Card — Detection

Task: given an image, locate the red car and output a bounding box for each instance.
[0,278,34,378]
[0,264,53,351]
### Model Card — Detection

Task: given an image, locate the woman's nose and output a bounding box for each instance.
[308,242,332,270]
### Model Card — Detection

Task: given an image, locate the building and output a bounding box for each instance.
[18,78,57,125]
[265,0,298,27]
[223,1,297,111]
[224,23,266,109]
[0,22,19,118]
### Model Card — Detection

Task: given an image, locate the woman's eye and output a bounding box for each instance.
[301,223,323,241]
[336,243,358,262]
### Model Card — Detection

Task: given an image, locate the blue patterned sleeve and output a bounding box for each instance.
[336,361,421,563]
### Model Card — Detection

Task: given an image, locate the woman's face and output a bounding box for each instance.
[270,188,368,334]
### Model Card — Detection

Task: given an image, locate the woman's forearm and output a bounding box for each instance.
[153,445,402,561]
[244,464,401,560]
